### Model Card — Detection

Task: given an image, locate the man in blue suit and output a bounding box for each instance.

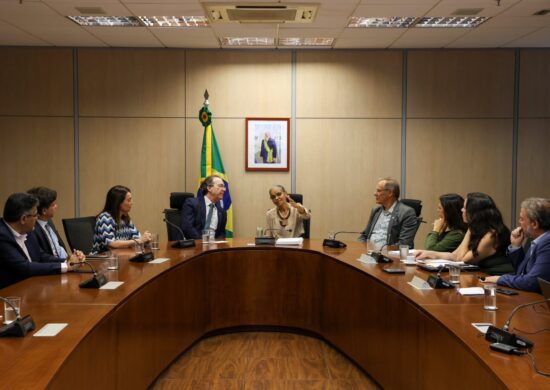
[484,198,550,293]
[0,193,82,289]
[180,175,227,239]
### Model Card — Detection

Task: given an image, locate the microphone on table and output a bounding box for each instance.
[370,243,393,263]
[485,299,548,349]
[163,218,196,249]
[427,265,454,289]
[255,228,293,245]
[0,296,36,337]
[322,231,362,249]
[70,261,107,289]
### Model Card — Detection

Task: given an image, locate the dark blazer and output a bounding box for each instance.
[180,196,227,240]
[358,201,417,247]
[31,220,67,258]
[498,232,550,293]
[0,219,62,289]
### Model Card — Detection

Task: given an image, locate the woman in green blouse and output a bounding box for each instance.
[424,193,467,251]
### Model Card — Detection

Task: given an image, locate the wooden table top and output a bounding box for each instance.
[0,238,548,389]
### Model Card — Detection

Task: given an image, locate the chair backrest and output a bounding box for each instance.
[288,193,310,239]
[400,198,425,247]
[400,198,422,217]
[164,209,183,241]
[62,216,97,254]
[170,192,194,210]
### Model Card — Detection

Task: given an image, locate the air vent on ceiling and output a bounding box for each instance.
[533,9,550,16]
[204,3,317,23]
[75,7,106,15]
[451,8,483,16]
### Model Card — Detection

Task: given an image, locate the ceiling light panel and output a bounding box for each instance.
[139,16,209,27]
[67,16,141,27]
[416,16,489,28]
[279,37,334,46]
[348,17,417,28]
[221,37,275,46]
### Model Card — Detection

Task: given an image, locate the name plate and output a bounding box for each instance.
[100,281,124,290]
[408,276,432,290]
[357,253,377,264]
[34,323,68,337]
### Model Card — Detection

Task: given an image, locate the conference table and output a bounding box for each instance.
[0,239,549,390]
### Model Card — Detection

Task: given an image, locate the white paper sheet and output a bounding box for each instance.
[33,323,68,337]
[99,281,124,290]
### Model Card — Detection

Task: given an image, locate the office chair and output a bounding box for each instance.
[164,192,194,241]
[288,193,310,239]
[62,216,97,254]
[400,198,425,244]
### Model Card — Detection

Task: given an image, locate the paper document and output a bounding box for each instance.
[34,323,68,337]
[275,238,303,246]
[408,276,432,290]
[100,281,124,290]
[149,258,170,264]
[458,287,485,295]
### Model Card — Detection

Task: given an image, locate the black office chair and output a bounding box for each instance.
[400,198,425,242]
[62,216,97,254]
[164,192,194,241]
[288,193,310,239]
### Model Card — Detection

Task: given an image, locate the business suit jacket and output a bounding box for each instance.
[498,231,550,293]
[0,219,62,289]
[180,196,227,240]
[358,201,418,248]
[31,220,67,258]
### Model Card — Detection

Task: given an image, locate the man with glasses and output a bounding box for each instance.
[0,192,83,288]
[181,175,227,239]
[358,178,417,248]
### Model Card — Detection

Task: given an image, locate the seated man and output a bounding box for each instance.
[27,186,68,260]
[180,175,227,239]
[358,177,417,248]
[0,193,82,289]
[484,198,550,292]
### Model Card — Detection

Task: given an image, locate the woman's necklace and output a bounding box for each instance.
[277,207,290,226]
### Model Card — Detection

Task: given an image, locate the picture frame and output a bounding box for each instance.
[245,118,290,171]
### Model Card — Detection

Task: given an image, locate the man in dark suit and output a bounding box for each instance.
[484,198,550,292]
[180,175,227,239]
[0,193,82,289]
[358,177,417,248]
[27,187,68,260]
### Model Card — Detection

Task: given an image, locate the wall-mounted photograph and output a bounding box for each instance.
[246,118,290,171]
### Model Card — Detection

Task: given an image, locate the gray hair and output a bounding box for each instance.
[380,177,400,199]
[521,198,550,230]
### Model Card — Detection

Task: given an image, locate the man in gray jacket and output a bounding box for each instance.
[358,178,418,248]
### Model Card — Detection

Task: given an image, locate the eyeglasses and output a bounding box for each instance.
[24,212,38,219]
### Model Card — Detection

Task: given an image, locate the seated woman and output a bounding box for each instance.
[266,185,311,239]
[416,192,513,275]
[92,185,151,254]
[424,193,467,252]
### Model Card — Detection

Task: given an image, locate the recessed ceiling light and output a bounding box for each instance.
[348,17,417,28]
[279,37,334,46]
[221,37,275,46]
[415,16,489,28]
[67,16,141,27]
[139,16,209,27]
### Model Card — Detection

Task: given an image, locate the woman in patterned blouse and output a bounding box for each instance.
[92,185,151,254]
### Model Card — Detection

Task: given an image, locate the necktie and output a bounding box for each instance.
[45,224,67,259]
[205,204,215,231]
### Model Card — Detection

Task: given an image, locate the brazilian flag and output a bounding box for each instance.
[198,104,233,237]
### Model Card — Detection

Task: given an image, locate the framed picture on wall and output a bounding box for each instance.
[245,118,290,171]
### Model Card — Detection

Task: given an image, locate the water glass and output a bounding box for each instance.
[399,244,409,261]
[134,240,144,254]
[484,284,498,310]
[202,229,210,244]
[448,264,461,284]
[3,296,21,324]
[107,255,119,270]
[256,227,265,237]
[150,233,160,250]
